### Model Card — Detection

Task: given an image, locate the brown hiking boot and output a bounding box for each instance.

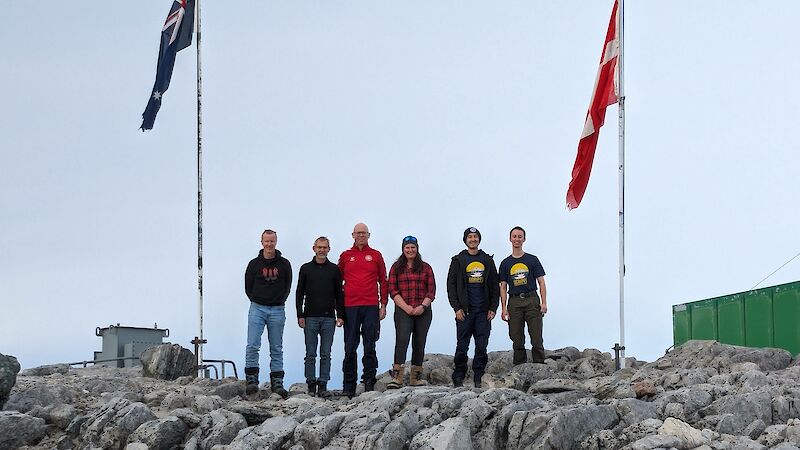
[409,365,427,386]
[386,364,403,389]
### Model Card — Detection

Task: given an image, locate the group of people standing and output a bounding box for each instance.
[242,222,548,399]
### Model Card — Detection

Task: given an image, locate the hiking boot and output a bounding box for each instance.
[364,377,376,392]
[244,367,259,395]
[270,371,289,399]
[307,380,317,397]
[409,365,427,386]
[386,364,403,389]
[452,378,464,388]
[317,381,332,399]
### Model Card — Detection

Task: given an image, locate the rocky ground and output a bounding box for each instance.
[2,340,800,449]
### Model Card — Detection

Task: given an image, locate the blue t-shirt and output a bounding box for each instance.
[464,253,487,311]
[499,253,545,296]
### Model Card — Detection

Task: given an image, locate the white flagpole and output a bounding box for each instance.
[195,0,205,375]
[617,0,626,368]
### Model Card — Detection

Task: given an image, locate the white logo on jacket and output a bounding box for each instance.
[365,255,373,262]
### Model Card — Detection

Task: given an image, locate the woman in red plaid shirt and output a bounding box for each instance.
[386,235,436,389]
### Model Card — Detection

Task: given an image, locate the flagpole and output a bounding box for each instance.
[195,0,205,376]
[616,0,626,368]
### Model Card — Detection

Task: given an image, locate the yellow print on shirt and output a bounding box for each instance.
[466,261,485,284]
[510,263,530,287]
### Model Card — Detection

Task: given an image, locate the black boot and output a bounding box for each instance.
[364,377,376,392]
[317,381,332,399]
[307,380,317,397]
[270,371,289,399]
[244,367,259,395]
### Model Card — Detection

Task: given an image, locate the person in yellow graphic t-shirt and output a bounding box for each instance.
[499,226,547,365]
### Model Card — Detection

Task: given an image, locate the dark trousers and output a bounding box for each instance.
[303,316,336,383]
[453,310,491,383]
[342,305,379,392]
[508,293,544,364]
[393,307,433,366]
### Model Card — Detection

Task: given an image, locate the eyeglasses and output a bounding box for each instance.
[403,235,418,244]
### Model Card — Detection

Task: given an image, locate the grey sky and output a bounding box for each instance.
[1,1,798,385]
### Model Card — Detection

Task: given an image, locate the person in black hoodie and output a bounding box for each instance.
[244,229,292,398]
[295,236,344,398]
[446,227,499,388]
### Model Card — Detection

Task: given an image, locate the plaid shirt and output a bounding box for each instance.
[388,262,436,308]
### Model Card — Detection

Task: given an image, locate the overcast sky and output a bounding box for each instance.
[2,1,798,386]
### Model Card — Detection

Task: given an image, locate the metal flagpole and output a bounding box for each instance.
[195,0,206,376]
[617,0,626,368]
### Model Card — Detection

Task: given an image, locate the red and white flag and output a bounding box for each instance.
[566,0,620,210]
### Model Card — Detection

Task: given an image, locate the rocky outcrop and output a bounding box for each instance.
[140,343,196,380]
[2,340,800,449]
[0,353,20,409]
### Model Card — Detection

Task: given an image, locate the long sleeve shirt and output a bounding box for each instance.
[295,258,344,319]
[338,244,388,307]
[388,262,436,308]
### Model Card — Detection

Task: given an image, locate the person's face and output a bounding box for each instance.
[261,233,277,253]
[510,230,525,249]
[465,233,480,250]
[313,240,330,259]
[403,243,418,259]
[352,224,370,246]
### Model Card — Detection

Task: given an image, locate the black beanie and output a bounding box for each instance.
[463,227,481,244]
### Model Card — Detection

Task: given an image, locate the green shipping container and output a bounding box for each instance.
[672,280,800,357]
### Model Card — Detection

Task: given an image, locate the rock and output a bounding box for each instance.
[140,344,195,380]
[629,434,683,450]
[225,399,273,426]
[702,390,773,435]
[658,417,710,448]
[633,380,657,398]
[0,354,20,410]
[458,398,494,433]
[293,412,346,450]
[658,341,792,372]
[76,397,157,449]
[3,381,80,413]
[0,410,47,449]
[169,408,203,428]
[20,364,70,377]
[227,416,299,450]
[211,380,246,400]
[28,403,77,429]
[127,416,189,450]
[184,408,247,450]
[508,404,619,450]
[410,417,473,450]
[194,394,224,413]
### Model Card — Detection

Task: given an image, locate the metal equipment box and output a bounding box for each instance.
[94,324,170,367]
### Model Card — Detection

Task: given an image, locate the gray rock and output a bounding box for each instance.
[613,398,659,428]
[140,344,195,380]
[127,416,189,450]
[629,434,683,450]
[184,408,248,450]
[211,381,246,400]
[759,424,787,447]
[293,412,346,450]
[3,383,80,413]
[410,416,473,450]
[702,390,773,435]
[28,403,77,429]
[169,408,203,428]
[228,416,299,450]
[161,392,192,409]
[432,390,478,420]
[0,354,20,410]
[0,410,47,450]
[125,443,149,450]
[77,397,157,449]
[774,395,800,423]
[744,419,767,440]
[658,417,710,448]
[225,400,274,426]
[194,395,224,413]
[657,341,791,372]
[508,404,618,450]
[458,398,494,433]
[772,444,800,450]
[20,363,70,377]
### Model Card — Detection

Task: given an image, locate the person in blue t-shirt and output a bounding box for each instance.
[446,227,499,387]
[499,226,548,364]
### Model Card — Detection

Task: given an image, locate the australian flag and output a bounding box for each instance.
[141,0,195,131]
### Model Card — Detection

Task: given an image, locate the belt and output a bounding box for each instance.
[511,292,537,298]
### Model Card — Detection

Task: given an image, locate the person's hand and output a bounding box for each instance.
[298,318,305,328]
[379,305,387,320]
[404,304,415,315]
[336,318,344,327]
[541,303,548,315]
[501,309,509,322]
[455,309,465,321]
[487,311,496,321]
[412,306,424,316]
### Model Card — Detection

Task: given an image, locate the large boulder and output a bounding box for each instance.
[655,340,792,372]
[74,397,157,449]
[227,416,299,450]
[0,410,47,450]
[140,344,195,380]
[127,416,189,450]
[183,408,248,450]
[0,354,20,409]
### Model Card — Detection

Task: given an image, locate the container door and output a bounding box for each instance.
[773,282,800,357]
[690,298,718,340]
[717,294,745,346]
[673,303,691,346]
[745,287,773,348]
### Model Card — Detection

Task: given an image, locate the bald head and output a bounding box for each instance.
[352,222,370,248]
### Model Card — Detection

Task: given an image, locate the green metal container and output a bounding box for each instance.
[672,280,800,356]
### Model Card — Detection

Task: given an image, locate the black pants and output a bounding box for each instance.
[508,294,544,364]
[342,305,379,393]
[452,310,491,383]
[393,307,432,366]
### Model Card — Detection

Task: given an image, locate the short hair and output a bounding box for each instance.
[509,226,526,239]
[262,229,277,237]
[314,236,330,246]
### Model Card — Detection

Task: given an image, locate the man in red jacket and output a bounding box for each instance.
[338,222,388,397]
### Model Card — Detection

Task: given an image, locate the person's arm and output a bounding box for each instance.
[377,254,388,320]
[500,281,509,322]
[388,264,412,314]
[446,258,464,320]
[423,263,435,307]
[486,257,499,320]
[295,267,306,328]
[537,276,547,315]
[281,260,293,303]
[334,266,345,326]
[244,260,255,302]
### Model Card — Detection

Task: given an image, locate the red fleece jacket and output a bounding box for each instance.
[338,244,388,307]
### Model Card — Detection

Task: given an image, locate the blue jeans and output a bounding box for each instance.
[303,317,336,383]
[245,303,285,372]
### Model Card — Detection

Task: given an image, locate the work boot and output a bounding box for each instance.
[452,378,464,388]
[307,380,317,397]
[317,381,332,399]
[364,377,376,392]
[270,371,289,399]
[386,364,403,389]
[244,367,259,395]
[409,365,427,386]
